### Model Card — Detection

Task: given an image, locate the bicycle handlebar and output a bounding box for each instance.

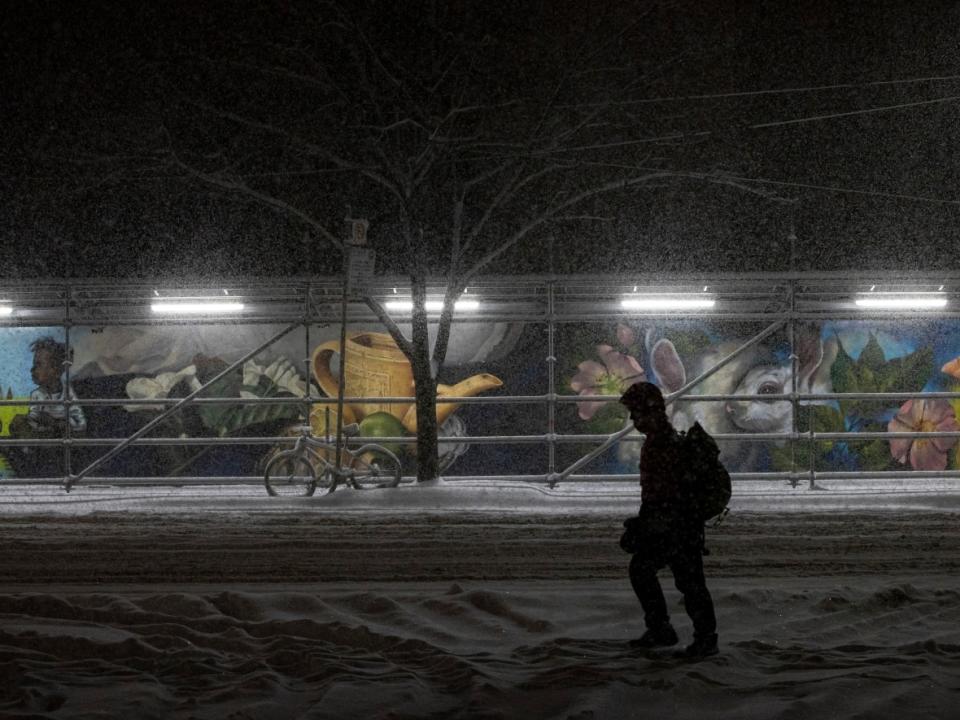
[297,423,361,437]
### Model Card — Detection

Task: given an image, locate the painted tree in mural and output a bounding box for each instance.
[151,1,774,481]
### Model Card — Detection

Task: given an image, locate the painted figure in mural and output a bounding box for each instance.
[619,381,719,658]
[9,337,87,439]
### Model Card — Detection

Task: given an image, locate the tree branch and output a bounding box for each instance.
[460,170,668,284]
[182,97,408,204]
[461,161,568,255]
[362,295,414,357]
[168,152,343,250]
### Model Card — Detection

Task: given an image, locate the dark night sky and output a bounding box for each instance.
[2,0,960,279]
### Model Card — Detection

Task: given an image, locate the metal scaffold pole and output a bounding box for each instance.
[788,279,800,489]
[62,284,72,488]
[547,275,557,487]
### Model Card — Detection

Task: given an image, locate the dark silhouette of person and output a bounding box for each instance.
[619,381,718,657]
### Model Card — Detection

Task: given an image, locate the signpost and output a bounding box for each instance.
[334,219,376,467]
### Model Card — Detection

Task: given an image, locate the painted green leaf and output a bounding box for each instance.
[769,443,800,472]
[770,440,830,473]
[769,404,845,471]
[195,373,243,430]
[857,365,876,392]
[212,396,300,436]
[830,335,858,394]
[585,401,627,434]
[195,362,303,434]
[668,329,713,359]
[809,405,846,433]
[859,438,896,471]
[834,338,933,422]
[873,346,933,394]
[858,333,886,372]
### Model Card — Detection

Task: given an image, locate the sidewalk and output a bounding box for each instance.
[1,477,959,515]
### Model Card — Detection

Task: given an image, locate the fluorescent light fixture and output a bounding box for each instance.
[151,300,245,314]
[854,295,947,310]
[0,305,12,317]
[385,299,480,312]
[621,296,716,311]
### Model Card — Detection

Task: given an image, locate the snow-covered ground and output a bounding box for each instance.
[1,479,958,718]
[3,576,957,719]
[2,476,960,516]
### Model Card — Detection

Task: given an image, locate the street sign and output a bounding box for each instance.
[345,246,376,294]
[350,219,368,246]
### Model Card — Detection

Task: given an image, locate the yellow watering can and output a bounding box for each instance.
[311,331,502,433]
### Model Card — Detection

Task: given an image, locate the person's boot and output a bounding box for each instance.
[629,624,679,649]
[683,633,719,658]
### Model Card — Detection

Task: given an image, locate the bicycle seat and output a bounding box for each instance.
[342,422,361,437]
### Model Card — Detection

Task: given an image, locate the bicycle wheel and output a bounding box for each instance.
[349,444,402,489]
[264,450,317,497]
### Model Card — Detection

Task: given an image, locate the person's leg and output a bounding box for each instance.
[629,551,670,630]
[670,547,717,639]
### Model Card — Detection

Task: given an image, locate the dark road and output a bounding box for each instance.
[1,512,956,585]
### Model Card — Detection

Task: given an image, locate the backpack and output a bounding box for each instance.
[679,422,731,523]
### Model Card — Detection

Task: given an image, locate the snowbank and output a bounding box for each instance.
[1,577,958,719]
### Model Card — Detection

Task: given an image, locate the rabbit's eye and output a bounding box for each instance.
[758,382,780,395]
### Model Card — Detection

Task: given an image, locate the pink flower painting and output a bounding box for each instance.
[942,356,960,380]
[616,323,636,348]
[570,345,646,420]
[887,398,959,471]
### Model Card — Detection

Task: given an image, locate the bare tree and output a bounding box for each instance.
[146,0,774,481]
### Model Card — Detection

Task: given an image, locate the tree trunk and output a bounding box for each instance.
[409,265,441,482]
[411,360,440,482]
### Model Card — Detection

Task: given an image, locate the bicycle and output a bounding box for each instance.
[263,423,402,496]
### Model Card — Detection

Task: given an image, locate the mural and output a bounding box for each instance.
[2,316,959,482]
[0,323,513,481]
[563,320,960,475]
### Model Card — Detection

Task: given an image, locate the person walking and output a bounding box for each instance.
[619,381,719,658]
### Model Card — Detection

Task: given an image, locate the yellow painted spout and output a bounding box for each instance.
[401,373,503,434]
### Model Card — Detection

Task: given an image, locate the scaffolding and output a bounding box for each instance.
[2,271,960,492]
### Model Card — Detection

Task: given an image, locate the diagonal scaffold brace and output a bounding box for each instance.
[551,319,786,486]
[65,322,301,492]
